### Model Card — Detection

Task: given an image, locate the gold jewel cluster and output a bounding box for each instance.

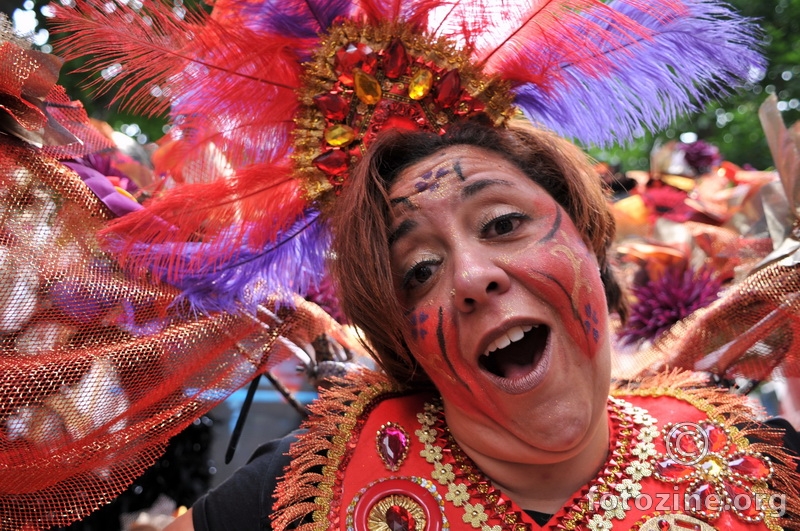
[292,20,515,202]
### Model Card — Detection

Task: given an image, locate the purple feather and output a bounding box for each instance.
[513,0,765,146]
[225,0,354,43]
[113,210,330,316]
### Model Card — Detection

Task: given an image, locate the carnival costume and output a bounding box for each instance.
[263,372,800,531]
[1,1,800,530]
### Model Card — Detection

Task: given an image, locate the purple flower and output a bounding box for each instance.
[619,264,723,344]
[678,140,722,175]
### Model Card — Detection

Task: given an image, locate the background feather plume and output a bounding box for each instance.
[434,0,765,147]
[109,210,331,315]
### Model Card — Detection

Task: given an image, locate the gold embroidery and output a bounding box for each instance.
[614,370,796,531]
[272,371,405,531]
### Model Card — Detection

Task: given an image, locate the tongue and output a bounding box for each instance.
[497,349,535,379]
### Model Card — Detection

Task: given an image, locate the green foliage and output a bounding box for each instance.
[588,0,800,172]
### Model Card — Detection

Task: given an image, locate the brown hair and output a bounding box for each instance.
[329,117,625,385]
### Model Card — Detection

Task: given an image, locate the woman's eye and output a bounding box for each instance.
[402,260,440,290]
[482,213,527,237]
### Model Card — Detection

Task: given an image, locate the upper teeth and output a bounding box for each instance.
[484,324,535,355]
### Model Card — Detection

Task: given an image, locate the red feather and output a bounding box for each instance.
[102,162,306,280]
[430,0,681,83]
[51,0,310,273]
[49,0,303,131]
[358,0,448,28]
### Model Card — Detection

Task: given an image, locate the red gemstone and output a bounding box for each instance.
[379,425,409,469]
[656,458,696,481]
[685,482,721,514]
[335,43,377,85]
[657,518,670,531]
[728,454,770,480]
[383,38,409,79]
[676,433,699,454]
[724,482,760,519]
[386,505,414,531]
[704,424,728,453]
[381,115,423,132]
[312,149,349,175]
[314,93,350,121]
[434,69,462,108]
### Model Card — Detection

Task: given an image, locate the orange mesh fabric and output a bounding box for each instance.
[0,21,111,160]
[0,138,349,529]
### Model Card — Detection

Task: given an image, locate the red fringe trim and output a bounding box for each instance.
[271,370,404,531]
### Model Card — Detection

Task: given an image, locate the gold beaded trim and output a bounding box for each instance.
[415,398,659,531]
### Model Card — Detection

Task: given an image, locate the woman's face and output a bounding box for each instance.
[388,145,611,464]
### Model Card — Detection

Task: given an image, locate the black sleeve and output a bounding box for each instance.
[192,431,299,531]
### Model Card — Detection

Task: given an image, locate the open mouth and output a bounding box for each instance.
[478,324,550,383]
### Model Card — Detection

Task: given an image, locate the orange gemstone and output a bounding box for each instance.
[704,424,728,453]
[408,69,433,100]
[699,455,725,478]
[354,68,382,105]
[728,454,770,480]
[324,124,355,147]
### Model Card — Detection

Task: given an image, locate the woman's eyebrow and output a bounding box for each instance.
[460,178,512,198]
[388,219,417,246]
[390,196,416,208]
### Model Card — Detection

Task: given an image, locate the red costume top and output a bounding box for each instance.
[273,372,800,531]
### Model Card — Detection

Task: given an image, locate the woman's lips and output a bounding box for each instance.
[478,325,551,394]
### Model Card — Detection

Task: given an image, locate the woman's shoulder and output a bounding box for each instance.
[613,371,800,460]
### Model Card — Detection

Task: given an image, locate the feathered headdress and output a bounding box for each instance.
[49,0,764,316]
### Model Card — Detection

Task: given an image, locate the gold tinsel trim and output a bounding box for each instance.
[271,370,405,531]
[614,369,800,531]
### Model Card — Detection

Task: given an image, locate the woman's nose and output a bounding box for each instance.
[452,247,511,313]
